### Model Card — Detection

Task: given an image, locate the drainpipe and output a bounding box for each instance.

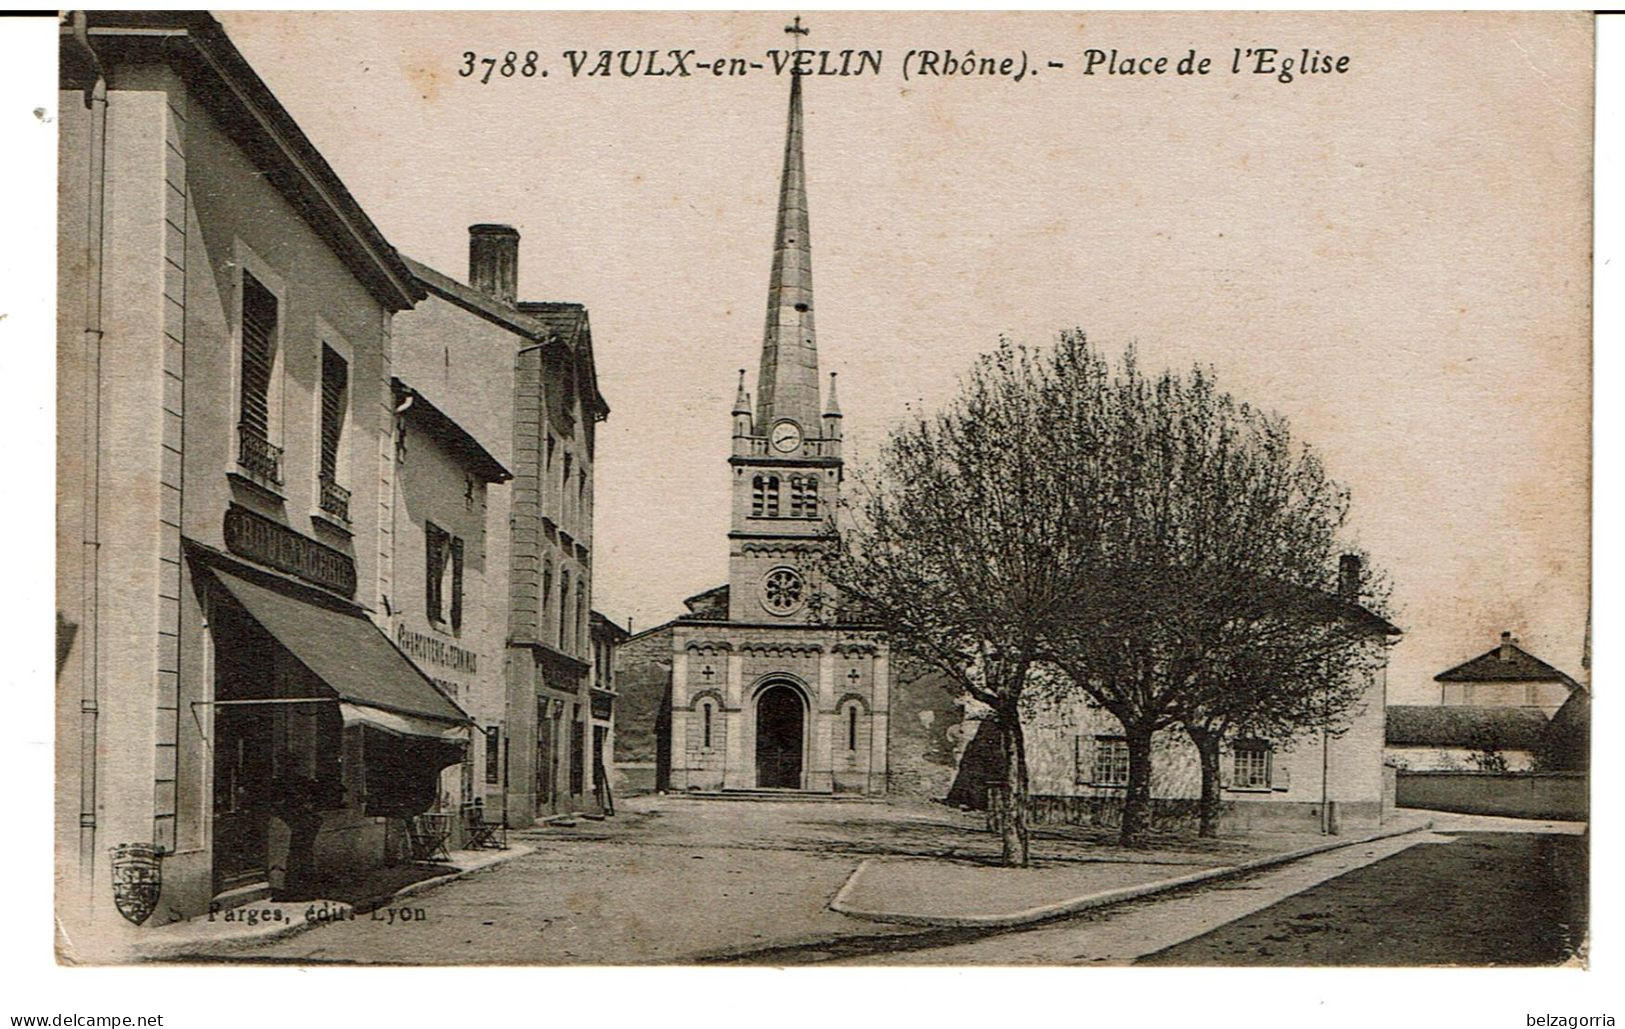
[70,10,108,899]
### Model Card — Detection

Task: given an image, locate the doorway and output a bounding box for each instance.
[755,684,805,789]
[210,601,274,894]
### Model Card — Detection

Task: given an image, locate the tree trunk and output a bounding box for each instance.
[1187,724,1222,838]
[1120,724,1155,847]
[995,703,1030,867]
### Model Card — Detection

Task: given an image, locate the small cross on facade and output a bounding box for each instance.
[786,15,809,37]
[847,668,861,685]
[701,664,716,682]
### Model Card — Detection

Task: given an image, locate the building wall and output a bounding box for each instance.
[610,625,674,793]
[386,415,499,834]
[885,665,976,799]
[1441,680,1571,717]
[1385,745,1538,772]
[1012,663,1391,828]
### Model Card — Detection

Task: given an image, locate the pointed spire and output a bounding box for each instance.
[823,371,841,418]
[732,368,752,416]
[755,36,821,433]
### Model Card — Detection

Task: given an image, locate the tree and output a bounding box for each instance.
[1467,727,1510,773]
[1033,333,1393,844]
[823,342,1089,867]
[1178,593,1392,836]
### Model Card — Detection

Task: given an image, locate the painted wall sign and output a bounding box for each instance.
[396,623,480,673]
[224,504,357,597]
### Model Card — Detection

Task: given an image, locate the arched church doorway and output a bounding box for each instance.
[755,684,805,789]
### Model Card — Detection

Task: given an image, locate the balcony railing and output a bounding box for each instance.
[237,424,283,485]
[319,475,351,523]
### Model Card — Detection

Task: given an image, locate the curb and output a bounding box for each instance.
[828,819,1434,929]
[131,844,534,962]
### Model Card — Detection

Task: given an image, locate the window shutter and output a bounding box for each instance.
[1219,742,1234,789]
[1273,758,1291,792]
[425,524,443,622]
[1074,735,1095,785]
[319,344,347,481]
[450,536,465,633]
[239,274,277,440]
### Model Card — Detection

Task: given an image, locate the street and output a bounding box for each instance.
[1139,830,1587,966]
[164,798,1586,966]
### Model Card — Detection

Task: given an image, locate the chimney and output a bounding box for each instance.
[1337,553,1361,600]
[1499,630,1518,662]
[468,224,520,305]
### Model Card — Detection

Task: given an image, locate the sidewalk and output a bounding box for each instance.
[830,817,1432,928]
[92,845,532,964]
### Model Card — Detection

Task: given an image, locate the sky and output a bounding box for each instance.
[216,11,1593,705]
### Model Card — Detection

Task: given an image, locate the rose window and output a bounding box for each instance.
[761,567,805,615]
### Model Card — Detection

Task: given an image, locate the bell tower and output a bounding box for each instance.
[727,28,843,623]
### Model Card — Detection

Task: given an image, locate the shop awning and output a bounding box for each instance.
[338,702,467,741]
[209,565,471,728]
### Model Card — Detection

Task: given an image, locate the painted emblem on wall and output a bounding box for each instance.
[109,842,163,926]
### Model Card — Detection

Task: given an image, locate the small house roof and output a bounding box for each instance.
[1385,705,1548,750]
[1435,640,1581,689]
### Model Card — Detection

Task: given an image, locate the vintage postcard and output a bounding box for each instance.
[52,10,1591,972]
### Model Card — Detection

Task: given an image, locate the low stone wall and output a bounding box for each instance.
[988,791,1382,835]
[1395,770,1588,821]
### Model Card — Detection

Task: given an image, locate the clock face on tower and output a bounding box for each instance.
[770,419,803,454]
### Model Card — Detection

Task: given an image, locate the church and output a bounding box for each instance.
[613,59,911,796]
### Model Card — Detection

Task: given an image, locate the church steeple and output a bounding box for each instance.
[754,35,821,436]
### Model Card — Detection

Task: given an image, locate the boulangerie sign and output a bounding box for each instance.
[54,10,1590,970]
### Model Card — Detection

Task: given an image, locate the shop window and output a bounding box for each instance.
[1233,740,1273,789]
[484,726,502,785]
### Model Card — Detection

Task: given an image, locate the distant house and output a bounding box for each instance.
[1385,705,1548,771]
[1434,631,1582,717]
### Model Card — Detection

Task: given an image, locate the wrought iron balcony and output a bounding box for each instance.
[319,475,351,523]
[236,424,283,485]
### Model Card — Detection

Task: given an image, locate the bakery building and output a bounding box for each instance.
[56,12,473,942]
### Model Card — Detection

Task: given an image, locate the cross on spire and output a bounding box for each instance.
[786,15,808,36]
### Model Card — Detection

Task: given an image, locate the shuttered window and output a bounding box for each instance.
[239,273,277,442]
[319,344,347,483]
[425,523,448,623]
